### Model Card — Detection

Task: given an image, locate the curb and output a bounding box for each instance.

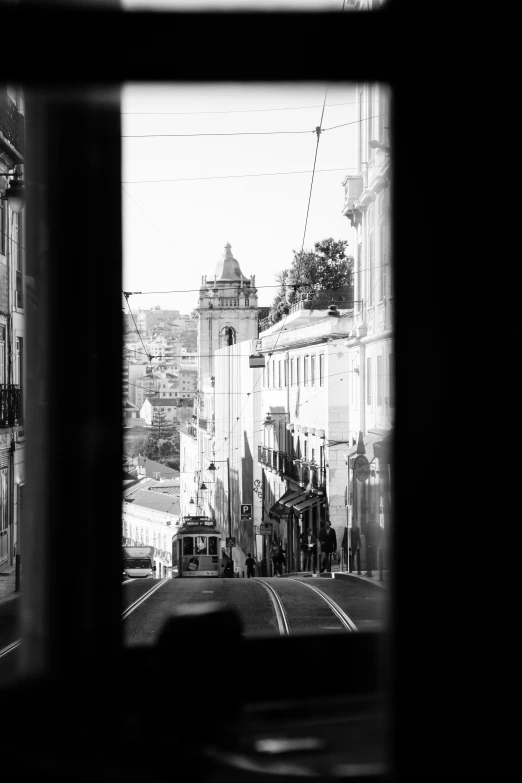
[332,572,389,590]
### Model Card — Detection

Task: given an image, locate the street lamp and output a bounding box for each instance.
[0,169,25,213]
[208,458,232,561]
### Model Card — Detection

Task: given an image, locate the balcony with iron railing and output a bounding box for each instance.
[0,384,22,427]
[0,90,25,160]
[257,445,326,492]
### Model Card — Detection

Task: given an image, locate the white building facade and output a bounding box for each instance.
[341,81,393,568]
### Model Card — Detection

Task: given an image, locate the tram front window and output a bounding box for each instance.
[208,537,218,555]
[195,536,207,555]
[183,538,194,556]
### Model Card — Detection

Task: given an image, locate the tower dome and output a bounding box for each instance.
[214,242,247,282]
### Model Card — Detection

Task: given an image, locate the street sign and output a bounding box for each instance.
[354,455,370,482]
[240,503,252,520]
[226,537,236,547]
[259,524,272,535]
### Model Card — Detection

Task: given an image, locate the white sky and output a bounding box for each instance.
[122,83,358,313]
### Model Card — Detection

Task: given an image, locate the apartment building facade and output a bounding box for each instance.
[0,85,25,569]
[341,81,393,567]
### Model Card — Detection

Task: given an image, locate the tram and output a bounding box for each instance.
[172,516,223,577]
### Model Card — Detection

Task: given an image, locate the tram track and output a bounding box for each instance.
[256,577,358,634]
[0,577,169,661]
[256,578,291,635]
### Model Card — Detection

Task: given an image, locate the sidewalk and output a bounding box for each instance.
[281,568,390,590]
[0,564,20,605]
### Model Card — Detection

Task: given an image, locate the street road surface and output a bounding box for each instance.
[0,576,389,687]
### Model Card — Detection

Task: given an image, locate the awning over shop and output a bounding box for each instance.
[284,491,308,510]
[268,488,299,520]
[294,496,322,515]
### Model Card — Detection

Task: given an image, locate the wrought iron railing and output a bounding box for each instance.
[0,384,21,427]
[0,90,25,158]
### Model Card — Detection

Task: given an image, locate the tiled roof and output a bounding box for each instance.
[123,488,180,515]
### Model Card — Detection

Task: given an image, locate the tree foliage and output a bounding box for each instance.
[268,238,353,323]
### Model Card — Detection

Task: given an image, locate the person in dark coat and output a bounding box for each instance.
[364,518,382,575]
[245,553,256,578]
[318,521,337,573]
[300,528,317,571]
[222,560,235,578]
[350,524,362,571]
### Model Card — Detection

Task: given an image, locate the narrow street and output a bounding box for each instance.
[0,575,388,688]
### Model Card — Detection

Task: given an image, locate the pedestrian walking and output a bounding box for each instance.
[222,560,235,578]
[318,521,337,573]
[364,517,382,576]
[245,553,256,578]
[271,539,285,577]
[300,528,317,571]
[350,523,362,573]
[341,528,348,570]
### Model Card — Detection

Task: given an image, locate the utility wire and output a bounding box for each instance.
[121,99,377,116]
[121,112,386,139]
[122,165,358,184]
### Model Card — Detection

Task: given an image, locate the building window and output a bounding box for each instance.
[368,231,375,307]
[0,326,5,384]
[0,198,5,256]
[319,354,324,386]
[366,357,371,405]
[358,87,364,166]
[367,84,373,156]
[303,356,308,386]
[16,337,23,423]
[296,357,301,385]
[378,87,389,146]
[389,352,394,408]
[290,358,295,386]
[14,214,23,309]
[303,439,308,460]
[284,359,288,387]
[278,360,282,388]
[379,220,386,301]
[357,243,362,307]
[267,361,271,388]
[377,355,383,406]
[352,359,357,409]
[310,355,315,385]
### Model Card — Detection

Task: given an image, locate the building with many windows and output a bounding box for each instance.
[341,81,393,568]
[0,85,25,570]
[255,306,354,574]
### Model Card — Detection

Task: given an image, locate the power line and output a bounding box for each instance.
[121,99,371,117]
[121,112,387,139]
[122,165,358,185]
[123,129,314,139]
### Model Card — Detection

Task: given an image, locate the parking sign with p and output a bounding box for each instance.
[240,503,252,520]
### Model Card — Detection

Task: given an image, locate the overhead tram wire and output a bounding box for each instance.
[121,98,376,116]
[122,165,359,185]
[121,112,385,140]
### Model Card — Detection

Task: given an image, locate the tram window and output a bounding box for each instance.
[208,537,218,555]
[183,538,194,555]
[195,536,207,555]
